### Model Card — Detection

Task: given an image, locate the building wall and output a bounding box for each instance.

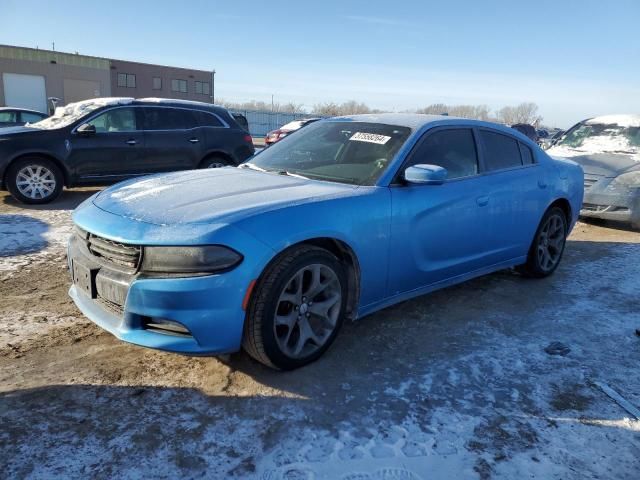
[110,59,213,103]
[0,45,111,111]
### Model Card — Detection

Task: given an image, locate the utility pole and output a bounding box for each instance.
[271,94,274,113]
[211,69,216,104]
[52,41,55,51]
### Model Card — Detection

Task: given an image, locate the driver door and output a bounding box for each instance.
[387,127,495,296]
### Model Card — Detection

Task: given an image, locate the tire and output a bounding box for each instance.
[243,245,348,370]
[6,157,63,204]
[201,155,233,169]
[517,206,568,278]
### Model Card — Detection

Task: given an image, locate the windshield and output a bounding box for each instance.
[27,99,129,130]
[246,121,411,185]
[556,121,640,155]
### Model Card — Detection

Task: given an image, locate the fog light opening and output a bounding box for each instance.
[142,317,192,338]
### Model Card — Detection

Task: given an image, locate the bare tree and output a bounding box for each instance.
[496,102,542,125]
[312,100,373,116]
[416,104,490,120]
[217,98,305,114]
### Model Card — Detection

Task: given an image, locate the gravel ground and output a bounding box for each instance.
[1,188,639,479]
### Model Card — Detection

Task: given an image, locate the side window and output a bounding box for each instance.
[87,108,137,133]
[479,130,523,171]
[0,111,17,123]
[143,108,197,130]
[408,129,478,179]
[519,142,534,165]
[193,110,223,127]
[22,112,45,123]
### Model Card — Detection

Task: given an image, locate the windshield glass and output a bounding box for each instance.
[556,121,640,155]
[27,99,132,130]
[246,121,411,185]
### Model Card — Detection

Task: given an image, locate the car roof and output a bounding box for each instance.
[325,113,525,137]
[0,106,46,114]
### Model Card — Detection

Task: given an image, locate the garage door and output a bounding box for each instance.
[2,73,47,113]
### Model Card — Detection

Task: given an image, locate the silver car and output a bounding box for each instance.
[547,115,640,230]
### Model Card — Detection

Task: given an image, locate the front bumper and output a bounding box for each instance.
[580,176,640,226]
[67,234,251,355]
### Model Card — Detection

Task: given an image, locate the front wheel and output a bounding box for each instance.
[243,245,348,370]
[6,157,63,204]
[201,155,233,169]
[517,206,568,278]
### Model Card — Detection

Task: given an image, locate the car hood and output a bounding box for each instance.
[548,149,640,177]
[92,167,357,226]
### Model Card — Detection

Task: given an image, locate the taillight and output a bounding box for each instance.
[243,134,253,144]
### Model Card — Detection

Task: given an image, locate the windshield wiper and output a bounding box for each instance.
[277,170,309,180]
[239,163,267,172]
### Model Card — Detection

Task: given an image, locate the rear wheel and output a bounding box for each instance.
[6,157,63,204]
[517,206,568,278]
[243,245,347,370]
[201,155,233,169]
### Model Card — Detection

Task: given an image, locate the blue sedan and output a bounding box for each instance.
[68,114,584,369]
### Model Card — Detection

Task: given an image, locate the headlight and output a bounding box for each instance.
[607,171,640,191]
[140,245,243,274]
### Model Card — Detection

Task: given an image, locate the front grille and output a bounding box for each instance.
[584,177,599,191]
[87,234,141,270]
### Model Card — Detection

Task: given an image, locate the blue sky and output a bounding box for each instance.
[2,0,639,127]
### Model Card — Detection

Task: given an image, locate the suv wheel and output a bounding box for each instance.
[6,157,63,204]
[201,155,233,169]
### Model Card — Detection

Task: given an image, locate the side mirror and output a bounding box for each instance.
[404,164,447,185]
[76,123,96,136]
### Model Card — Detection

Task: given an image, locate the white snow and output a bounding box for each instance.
[587,114,640,128]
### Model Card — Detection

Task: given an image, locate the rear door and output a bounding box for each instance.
[141,107,205,172]
[388,127,496,295]
[68,107,146,180]
[475,129,546,262]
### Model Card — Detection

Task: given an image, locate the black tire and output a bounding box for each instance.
[6,157,63,204]
[242,245,348,370]
[200,155,233,169]
[517,206,568,278]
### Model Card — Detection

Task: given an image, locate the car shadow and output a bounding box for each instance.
[1,188,102,211]
[579,217,638,233]
[0,214,49,257]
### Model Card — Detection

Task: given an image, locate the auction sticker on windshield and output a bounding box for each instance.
[349,132,391,144]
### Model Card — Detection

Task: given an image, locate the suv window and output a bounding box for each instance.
[194,110,223,127]
[88,108,137,133]
[408,129,478,179]
[22,112,45,123]
[479,130,522,171]
[0,111,17,123]
[143,107,197,130]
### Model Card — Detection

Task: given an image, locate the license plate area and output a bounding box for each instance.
[72,260,98,298]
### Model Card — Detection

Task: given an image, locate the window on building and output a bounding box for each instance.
[117,73,136,88]
[195,81,210,95]
[88,108,138,133]
[152,77,162,90]
[479,130,523,171]
[171,79,188,93]
[408,129,478,179]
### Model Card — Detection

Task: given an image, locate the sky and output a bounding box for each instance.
[2,0,639,127]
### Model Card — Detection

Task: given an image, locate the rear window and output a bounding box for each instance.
[480,130,523,171]
[519,142,534,164]
[194,110,224,127]
[143,107,197,130]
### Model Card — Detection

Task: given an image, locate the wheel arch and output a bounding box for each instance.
[548,198,572,230]
[3,152,70,187]
[254,237,361,320]
[199,150,236,168]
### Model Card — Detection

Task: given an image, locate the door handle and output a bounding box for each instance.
[476,195,489,207]
[126,139,138,146]
[538,179,548,189]
[189,138,199,144]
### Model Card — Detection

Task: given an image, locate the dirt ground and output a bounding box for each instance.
[1,189,639,479]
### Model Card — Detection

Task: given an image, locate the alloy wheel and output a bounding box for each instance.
[16,165,57,200]
[537,213,566,272]
[273,263,342,359]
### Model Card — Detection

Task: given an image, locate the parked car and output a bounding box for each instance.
[265,118,321,146]
[68,114,583,370]
[511,123,539,143]
[0,97,254,204]
[0,107,47,128]
[547,114,640,229]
